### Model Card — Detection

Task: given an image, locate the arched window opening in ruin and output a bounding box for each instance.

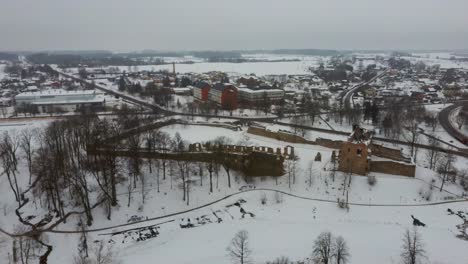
[356,148,362,156]
[284,145,294,157]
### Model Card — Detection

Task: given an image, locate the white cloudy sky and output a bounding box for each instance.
[1,0,467,51]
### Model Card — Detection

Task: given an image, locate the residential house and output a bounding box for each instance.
[208,83,238,110]
[193,81,211,101]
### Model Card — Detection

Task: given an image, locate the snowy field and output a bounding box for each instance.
[88,60,318,75]
[1,120,467,264]
[2,51,468,263]
[65,52,468,77]
[0,64,6,80]
[64,54,325,75]
[403,53,468,69]
[44,191,468,264]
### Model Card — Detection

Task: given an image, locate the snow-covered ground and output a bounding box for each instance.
[121,61,314,75]
[403,53,468,69]
[0,64,6,80]
[2,52,468,263]
[1,118,467,264]
[67,55,324,75]
[113,191,467,264]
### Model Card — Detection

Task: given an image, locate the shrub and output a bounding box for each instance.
[367,175,376,186]
[274,191,283,204]
[260,193,267,205]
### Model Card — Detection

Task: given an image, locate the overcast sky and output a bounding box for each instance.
[1,0,468,52]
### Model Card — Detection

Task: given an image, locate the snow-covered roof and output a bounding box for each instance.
[15,89,104,105]
[238,88,283,94]
[16,89,96,98]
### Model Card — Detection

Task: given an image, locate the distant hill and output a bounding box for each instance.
[269,49,341,56]
[0,52,19,61]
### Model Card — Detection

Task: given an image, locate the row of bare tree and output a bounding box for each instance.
[228,228,426,264]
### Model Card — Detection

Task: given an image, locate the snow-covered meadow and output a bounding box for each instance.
[2,51,468,263]
[0,114,467,264]
[43,190,468,264]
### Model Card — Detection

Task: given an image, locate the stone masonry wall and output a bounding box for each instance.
[247,126,310,144]
[369,160,416,177]
[369,143,409,162]
[338,141,370,176]
[315,138,344,149]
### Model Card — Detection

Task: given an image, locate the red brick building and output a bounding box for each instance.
[209,83,238,110]
[193,82,211,101]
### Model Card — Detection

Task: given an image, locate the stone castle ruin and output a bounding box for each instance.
[88,118,296,178]
[337,125,415,177]
[246,124,415,177]
[188,143,295,177]
[337,125,373,175]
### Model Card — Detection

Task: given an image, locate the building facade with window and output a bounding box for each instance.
[15,89,105,113]
[208,83,238,110]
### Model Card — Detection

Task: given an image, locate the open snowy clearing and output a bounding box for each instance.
[1,119,467,264]
[45,191,468,264]
[72,59,322,75]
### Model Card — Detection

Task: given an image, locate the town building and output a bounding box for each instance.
[193,81,211,101]
[172,87,192,95]
[238,87,284,105]
[15,89,105,113]
[208,83,238,110]
[237,76,261,87]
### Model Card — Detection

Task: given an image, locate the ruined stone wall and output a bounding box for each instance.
[369,160,416,177]
[89,148,284,177]
[315,138,344,149]
[247,126,310,144]
[338,141,370,176]
[370,143,409,162]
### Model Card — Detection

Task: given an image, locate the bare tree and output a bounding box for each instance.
[214,136,233,188]
[285,155,299,190]
[308,160,314,188]
[400,228,426,264]
[76,218,89,261]
[425,135,440,170]
[265,256,292,264]
[330,151,337,182]
[20,129,36,184]
[206,159,215,193]
[437,152,456,192]
[404,122,420,160]
[312,231,333,264]
[176,160,189,203]
[312,232,350,264]
[75,240,119,264]
[127,134,142,189]
[227,230,252,264]
[333,236,350,264]
[0,132,21,204]
[455,113,465,130]
[156,131,172,180]
[93,241,118,264]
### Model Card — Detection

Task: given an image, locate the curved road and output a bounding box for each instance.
[438,102,468,146]
[342,68,389,108]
